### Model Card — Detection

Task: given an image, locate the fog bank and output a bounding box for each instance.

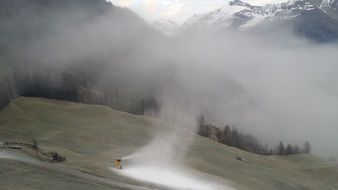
[1,0,337,158]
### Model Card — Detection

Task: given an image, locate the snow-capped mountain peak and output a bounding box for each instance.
[181,0,334,31]
[182,0,279,30]
[152,0,338,42]
[229,0,252,7]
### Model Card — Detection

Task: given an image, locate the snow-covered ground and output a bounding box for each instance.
[154,0,338,35]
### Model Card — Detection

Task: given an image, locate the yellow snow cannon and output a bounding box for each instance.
[114,159,122,170]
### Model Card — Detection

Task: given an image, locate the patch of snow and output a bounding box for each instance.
[111,164,236,190]
[320,0,338,19]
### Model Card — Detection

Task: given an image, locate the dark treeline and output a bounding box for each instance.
[0,61,159,114]
[198,114,311,156]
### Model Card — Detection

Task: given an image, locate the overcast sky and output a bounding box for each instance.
[110,0,288,24]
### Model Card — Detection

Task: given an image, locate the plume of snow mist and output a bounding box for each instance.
[110,92,239,190]
[112,164,236,190]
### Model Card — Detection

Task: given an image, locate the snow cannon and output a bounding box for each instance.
[114,159,122,170]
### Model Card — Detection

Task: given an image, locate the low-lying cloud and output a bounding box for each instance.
[3,1,338,159]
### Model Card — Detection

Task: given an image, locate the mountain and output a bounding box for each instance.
[182,0,324,30]
[320,0,338,19]
[0,0,160,114]
[152,19,179,36]
[180,0,338,42]
[182,0,280,31]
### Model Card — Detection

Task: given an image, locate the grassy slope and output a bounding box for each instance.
[0,97,337,190]
[0,160,118,190]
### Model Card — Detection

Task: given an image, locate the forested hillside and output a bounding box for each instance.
[0,0,161,114]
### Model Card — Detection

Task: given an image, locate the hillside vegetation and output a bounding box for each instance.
[0,0,160,114]
[0,97,337,190]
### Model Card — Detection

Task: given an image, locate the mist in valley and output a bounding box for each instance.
[1,0,338,170]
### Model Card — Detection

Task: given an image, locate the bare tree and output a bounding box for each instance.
[277,141,285,155]
[286,144,293,155]
[303,141,311,154]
